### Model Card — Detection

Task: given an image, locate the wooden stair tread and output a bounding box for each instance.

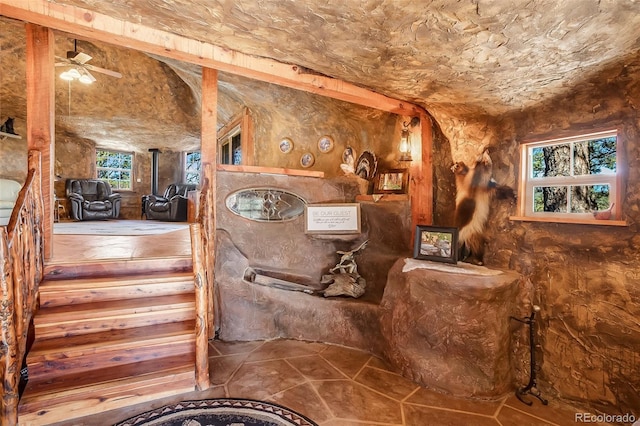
[28,320,195,358]
[19,356,196,423]
[36,293,195,319]
[39,271,194,290]
[22,354,195,399]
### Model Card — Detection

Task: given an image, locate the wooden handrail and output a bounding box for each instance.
[0,151,45,426]
[190,161,216,391]
[190,223,209,391]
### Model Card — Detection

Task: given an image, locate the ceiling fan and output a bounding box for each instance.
[55,40,122,84]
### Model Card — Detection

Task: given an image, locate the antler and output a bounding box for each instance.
[352,240,368,253]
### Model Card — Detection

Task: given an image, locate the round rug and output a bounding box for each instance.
[114,398,319,426]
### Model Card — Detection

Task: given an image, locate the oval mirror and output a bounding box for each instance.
[225,188,307,222]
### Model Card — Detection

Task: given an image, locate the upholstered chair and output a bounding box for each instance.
[66,179,121,221]
[0,178,22,226]
[144,183,196,221]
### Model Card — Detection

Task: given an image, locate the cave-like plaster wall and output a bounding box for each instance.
[432,53,640,415]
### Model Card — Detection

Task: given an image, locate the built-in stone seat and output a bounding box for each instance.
[216,231,526,399]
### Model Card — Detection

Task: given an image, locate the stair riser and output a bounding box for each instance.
[43,257,193,280]
[34,309,196,339]
[39,281,194,307]
[28,341,195,381]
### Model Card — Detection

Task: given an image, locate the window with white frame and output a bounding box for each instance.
[96,149,133,190]
[184,151,201,184]
[519,129,619,221]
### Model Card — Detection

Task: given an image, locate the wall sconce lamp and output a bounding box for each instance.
[399,116,420,162]
[60,67,94,84]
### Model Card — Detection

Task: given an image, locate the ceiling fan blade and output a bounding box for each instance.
[84,63,123,79]
[55,62,72,67]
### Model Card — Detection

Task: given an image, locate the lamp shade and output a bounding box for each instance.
[399,126,412,162]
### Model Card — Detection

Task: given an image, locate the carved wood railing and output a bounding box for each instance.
[191,161,215,391]
[0,151,44,426]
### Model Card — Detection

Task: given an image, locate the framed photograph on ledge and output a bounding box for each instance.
[413,225,458,264]
[373,169,409,194]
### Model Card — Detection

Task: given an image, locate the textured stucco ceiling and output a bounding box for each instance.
[2,0,640,152]
[50,0,640,116]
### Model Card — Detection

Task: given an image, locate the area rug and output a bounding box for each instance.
[114,398,319,426]
[54,220,189,236]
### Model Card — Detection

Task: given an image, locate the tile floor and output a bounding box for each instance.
[64,338,603,426]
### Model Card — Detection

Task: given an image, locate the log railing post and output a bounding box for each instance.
[190,223,210,391]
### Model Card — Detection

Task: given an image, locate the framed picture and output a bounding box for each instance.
[305,203,361,234]
[374,169,409,194]
[413,226,458,264]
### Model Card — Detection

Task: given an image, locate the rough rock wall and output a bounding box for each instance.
[454,53,640,415]
[219,73,401,177]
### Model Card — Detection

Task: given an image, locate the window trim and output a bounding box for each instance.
[95,149,134,191]
[512,129,626,226]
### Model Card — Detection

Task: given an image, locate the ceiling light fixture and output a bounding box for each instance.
[60,67,93,84]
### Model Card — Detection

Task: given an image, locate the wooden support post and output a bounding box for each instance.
[201,68,217,340]
[25,23,55,260]
[409,113,434,245]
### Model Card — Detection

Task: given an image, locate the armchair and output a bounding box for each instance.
[66,179,121,221]
[144,183,196,221]
[0,178,22,226]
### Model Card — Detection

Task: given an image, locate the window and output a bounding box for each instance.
[217,107,253,166]
[518,129,621,222]
[96,150,133,190]
[184,151,201,184]
[219,126,242,165]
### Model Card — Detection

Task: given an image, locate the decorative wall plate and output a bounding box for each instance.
[355,150,378,180]
[279,137,294,154]
[300,152,315,168]
[318,135,334,153]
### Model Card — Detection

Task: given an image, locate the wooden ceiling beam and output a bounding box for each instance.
[0,1,425,117]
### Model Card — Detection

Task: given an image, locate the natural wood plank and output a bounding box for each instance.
[190,224,210,391]
[34,294,196,339]
[409,112,434,248]
[25,23,54,260]
[44,257,193,280]
[29,320,194,356]
[39,272,194,307]
[217,163,325,178]
[28,331,195,381]
[200,69,217,342]
[1,1,425,116]
[509,216,628,226]
[19,356,195,425]
[355,194,410,202]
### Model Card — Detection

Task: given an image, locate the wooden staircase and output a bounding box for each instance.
[18,257,197,425]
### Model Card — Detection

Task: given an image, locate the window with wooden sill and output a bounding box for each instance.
[511,129,626,226]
